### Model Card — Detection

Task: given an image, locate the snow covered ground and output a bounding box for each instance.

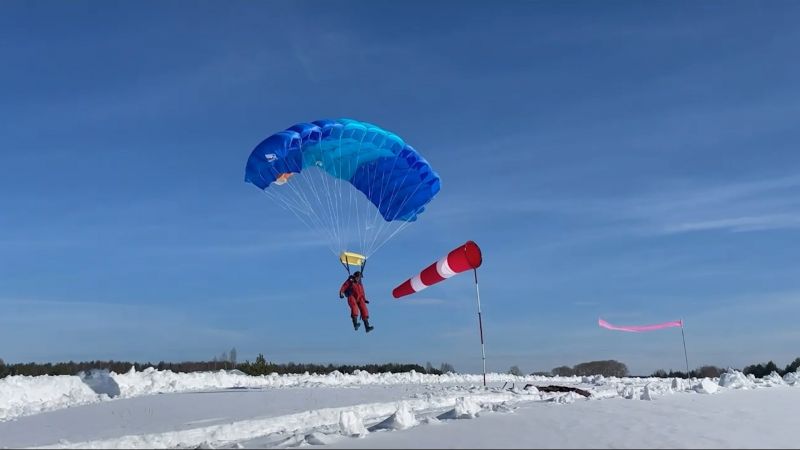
[1,367,798,449]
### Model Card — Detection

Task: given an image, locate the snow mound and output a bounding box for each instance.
[0,375,101,421]
[760,372,785,387]
[5,365,797,426]
[641,384,656,401]
[111,366,543,396]
[693,379,718,394]
[438,396,482,419]
[371,403,418,431]
[783,370,800,386]
[0,367,540,423]
[581,375,606,385]
[619,385,642,400]
[491,402,515,413]
[719,370,754,389]
[420,416,441,425]
[339,410,368,437]
[304,432,331,445]
[671,377,689,391]
[549,392,580,404]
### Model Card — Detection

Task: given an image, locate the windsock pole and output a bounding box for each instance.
[681,321,690,377]
[474,268,486,387]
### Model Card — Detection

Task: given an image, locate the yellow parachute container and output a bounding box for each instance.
[339,251,366,267]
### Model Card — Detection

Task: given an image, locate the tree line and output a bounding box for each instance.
[648,357,800,379]
[540,356,800,379]
[0,353,457,379]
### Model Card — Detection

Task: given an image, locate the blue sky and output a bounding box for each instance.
[1,1,799,375]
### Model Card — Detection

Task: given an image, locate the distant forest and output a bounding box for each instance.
[547,357,800,379]
[2,352,799,380]
[0,351,457,379]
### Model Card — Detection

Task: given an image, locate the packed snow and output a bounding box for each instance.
[1,367,799,448]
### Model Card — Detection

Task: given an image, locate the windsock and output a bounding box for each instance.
[393,241,482,298]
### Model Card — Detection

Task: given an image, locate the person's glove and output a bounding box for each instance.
[365,299,370,304]
[339,293,344,299]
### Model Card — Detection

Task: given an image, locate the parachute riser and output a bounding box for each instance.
[341,261,351,276]
[339,251,367,277]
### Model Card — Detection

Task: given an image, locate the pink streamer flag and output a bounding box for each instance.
[598,318,683,333]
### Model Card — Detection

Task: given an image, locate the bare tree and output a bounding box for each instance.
[551,365,575,376]
[508,365,523,376]
[228,347,237,369]
[695,366,723,378]
[440,362,455,374]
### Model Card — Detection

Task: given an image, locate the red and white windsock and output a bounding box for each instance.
[393,241,483,298]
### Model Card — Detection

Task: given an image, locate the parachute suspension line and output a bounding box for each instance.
[304,168,340,255]
[366,154,419,256]
[365,131,392,254]
[290,136,330,245]
[294,169,341,255]
[263,183,318,235]
[272,180,338,256]
[334,127,348,253]
[337,124,371,256]
[368,220,413,258]
[367,151,437,257]
[369,154,421,254]
[263,189,338,256]
[337,139,348,252]
[363,135,381,254]
[311,156,341,253]
[358,135,377,255]
[362,140,392,250]
[364,140,404,255]
[321,165,342,252]
[354,128,372,255]
[343,127,358,254]
[323,138,339,253]
[270,162,337,255]
[297,163,335,251]
[367,178,429,258]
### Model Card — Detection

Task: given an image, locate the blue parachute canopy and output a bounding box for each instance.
[245,119,441,222]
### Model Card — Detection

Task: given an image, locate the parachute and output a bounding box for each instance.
[244,119,441,267]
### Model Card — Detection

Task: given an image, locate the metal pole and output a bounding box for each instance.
[681,321,690,377]
[473,269,487,387]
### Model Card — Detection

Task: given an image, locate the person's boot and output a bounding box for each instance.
[351,316,361,331]
[364,318,374,333]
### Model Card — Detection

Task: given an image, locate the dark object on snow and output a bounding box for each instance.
[79,369,121,398]
[525,384,591,398]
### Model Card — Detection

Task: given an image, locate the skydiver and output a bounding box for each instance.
[339,271,374,333]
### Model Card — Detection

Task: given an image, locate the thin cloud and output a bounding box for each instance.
[661,214,800,234]
[399,297,448,306]
[438,173,800,236]
[630,175,800,235]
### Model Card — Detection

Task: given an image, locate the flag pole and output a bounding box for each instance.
[473,268,487,387]
[680,320,690,377]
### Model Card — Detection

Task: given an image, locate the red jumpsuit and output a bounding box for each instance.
[340,277,369,320]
